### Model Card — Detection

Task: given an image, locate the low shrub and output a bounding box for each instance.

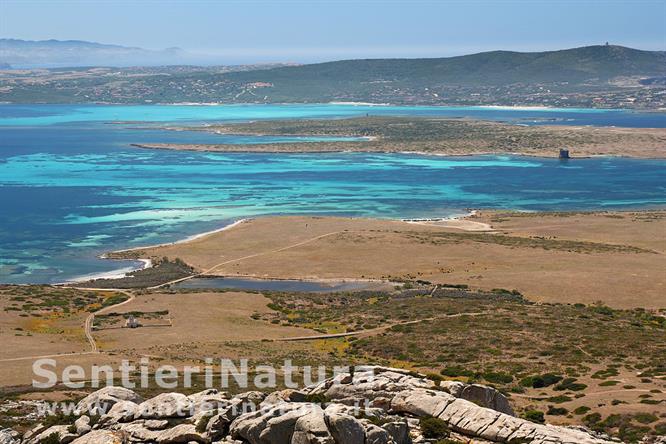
[554,377,587,391]
[573,406,590,415]
[519,373,562,388]
[440,366,474,378]
[420,416,450,439]
[523,410,545,424]
[633,413,658,424]
[482,371,513,384]
[546,406,568,416]
[546,395,572,403]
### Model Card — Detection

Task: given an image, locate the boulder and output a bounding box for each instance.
[258,408,306,443]
[114,422,161,442]
[363,423,393,444]
[22,425,49,444]
[205,413,230,441]
[98,401,140,427]
[26,425,78,444]
[206,405,244,441]
[455,383,514,415]
[230,403,309,444]
[144,420,170,430]
[188,389,230,415]
[0,430,16,444]
[390,389,454,418]
[382,421,411,444]
[156,424,206,444]
[323,409,365,444]
[291,409,334,444]
[317,367,435,406]
[436,397,612,444]
[231,391,266,409]
[137,393,193,419]
[69,430,123,444]
[76,387,142,416]
[261,389,307,407]
[74,416,92,435]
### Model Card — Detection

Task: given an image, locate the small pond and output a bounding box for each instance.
[172,277,377,292]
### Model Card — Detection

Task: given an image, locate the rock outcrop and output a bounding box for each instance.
[0,430,18,444]
[76,387,144,416]
[9,367,615,444]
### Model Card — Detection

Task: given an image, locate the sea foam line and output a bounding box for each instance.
[66,220,248,284]
[110,218,249,254]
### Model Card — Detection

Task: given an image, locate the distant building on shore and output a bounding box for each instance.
[559,149,570,159]
[125,315,140,328]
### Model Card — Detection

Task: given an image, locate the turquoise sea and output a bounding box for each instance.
[1,104,665,284]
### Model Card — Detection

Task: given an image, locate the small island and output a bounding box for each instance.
[132,116,666,158]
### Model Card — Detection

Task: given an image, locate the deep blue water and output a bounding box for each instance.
[1,104,665,284]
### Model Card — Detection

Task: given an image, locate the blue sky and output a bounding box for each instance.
[2,0,665,63]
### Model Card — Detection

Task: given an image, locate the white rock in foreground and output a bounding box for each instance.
[5,366,615,444]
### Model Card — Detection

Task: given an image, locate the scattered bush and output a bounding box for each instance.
[546,395,572,404]
[573,406,590,415]
[554,377,587,391]
[39,433,61,444]
[654,422,666,435]
[440,366,474,378]
[42,412,78,427]
[546,406,569,416]
[482,371,513,384]
[523,410,545,424]
[420,416,450,439]
[633,413,657,424]
[583,412,602,426]
[195,413,214,433]
[519,373,562,388]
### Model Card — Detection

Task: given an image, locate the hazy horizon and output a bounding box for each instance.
[2,0,665,64]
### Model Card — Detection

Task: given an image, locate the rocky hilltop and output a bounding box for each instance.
[1,367,618,444]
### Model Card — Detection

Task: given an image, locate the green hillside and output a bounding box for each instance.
[224,45,666,87]
[1,45,664,107]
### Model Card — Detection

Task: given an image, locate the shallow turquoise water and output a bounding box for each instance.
[0,104,665,284]
[3,103,665,127]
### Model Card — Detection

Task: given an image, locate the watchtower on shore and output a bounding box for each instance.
[559,149,570,159]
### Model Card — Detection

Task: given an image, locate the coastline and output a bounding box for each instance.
[91,212,487,284]
[25,208,666,308]
[67,219,249,284]
[109,218,250,255]
[130,142,666,159]
[88,210,666,309]
[63,258,153,284]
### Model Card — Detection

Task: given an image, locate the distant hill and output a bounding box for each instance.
[0,44,664,108]
[0,39,189,68]
[222,45,666,91]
